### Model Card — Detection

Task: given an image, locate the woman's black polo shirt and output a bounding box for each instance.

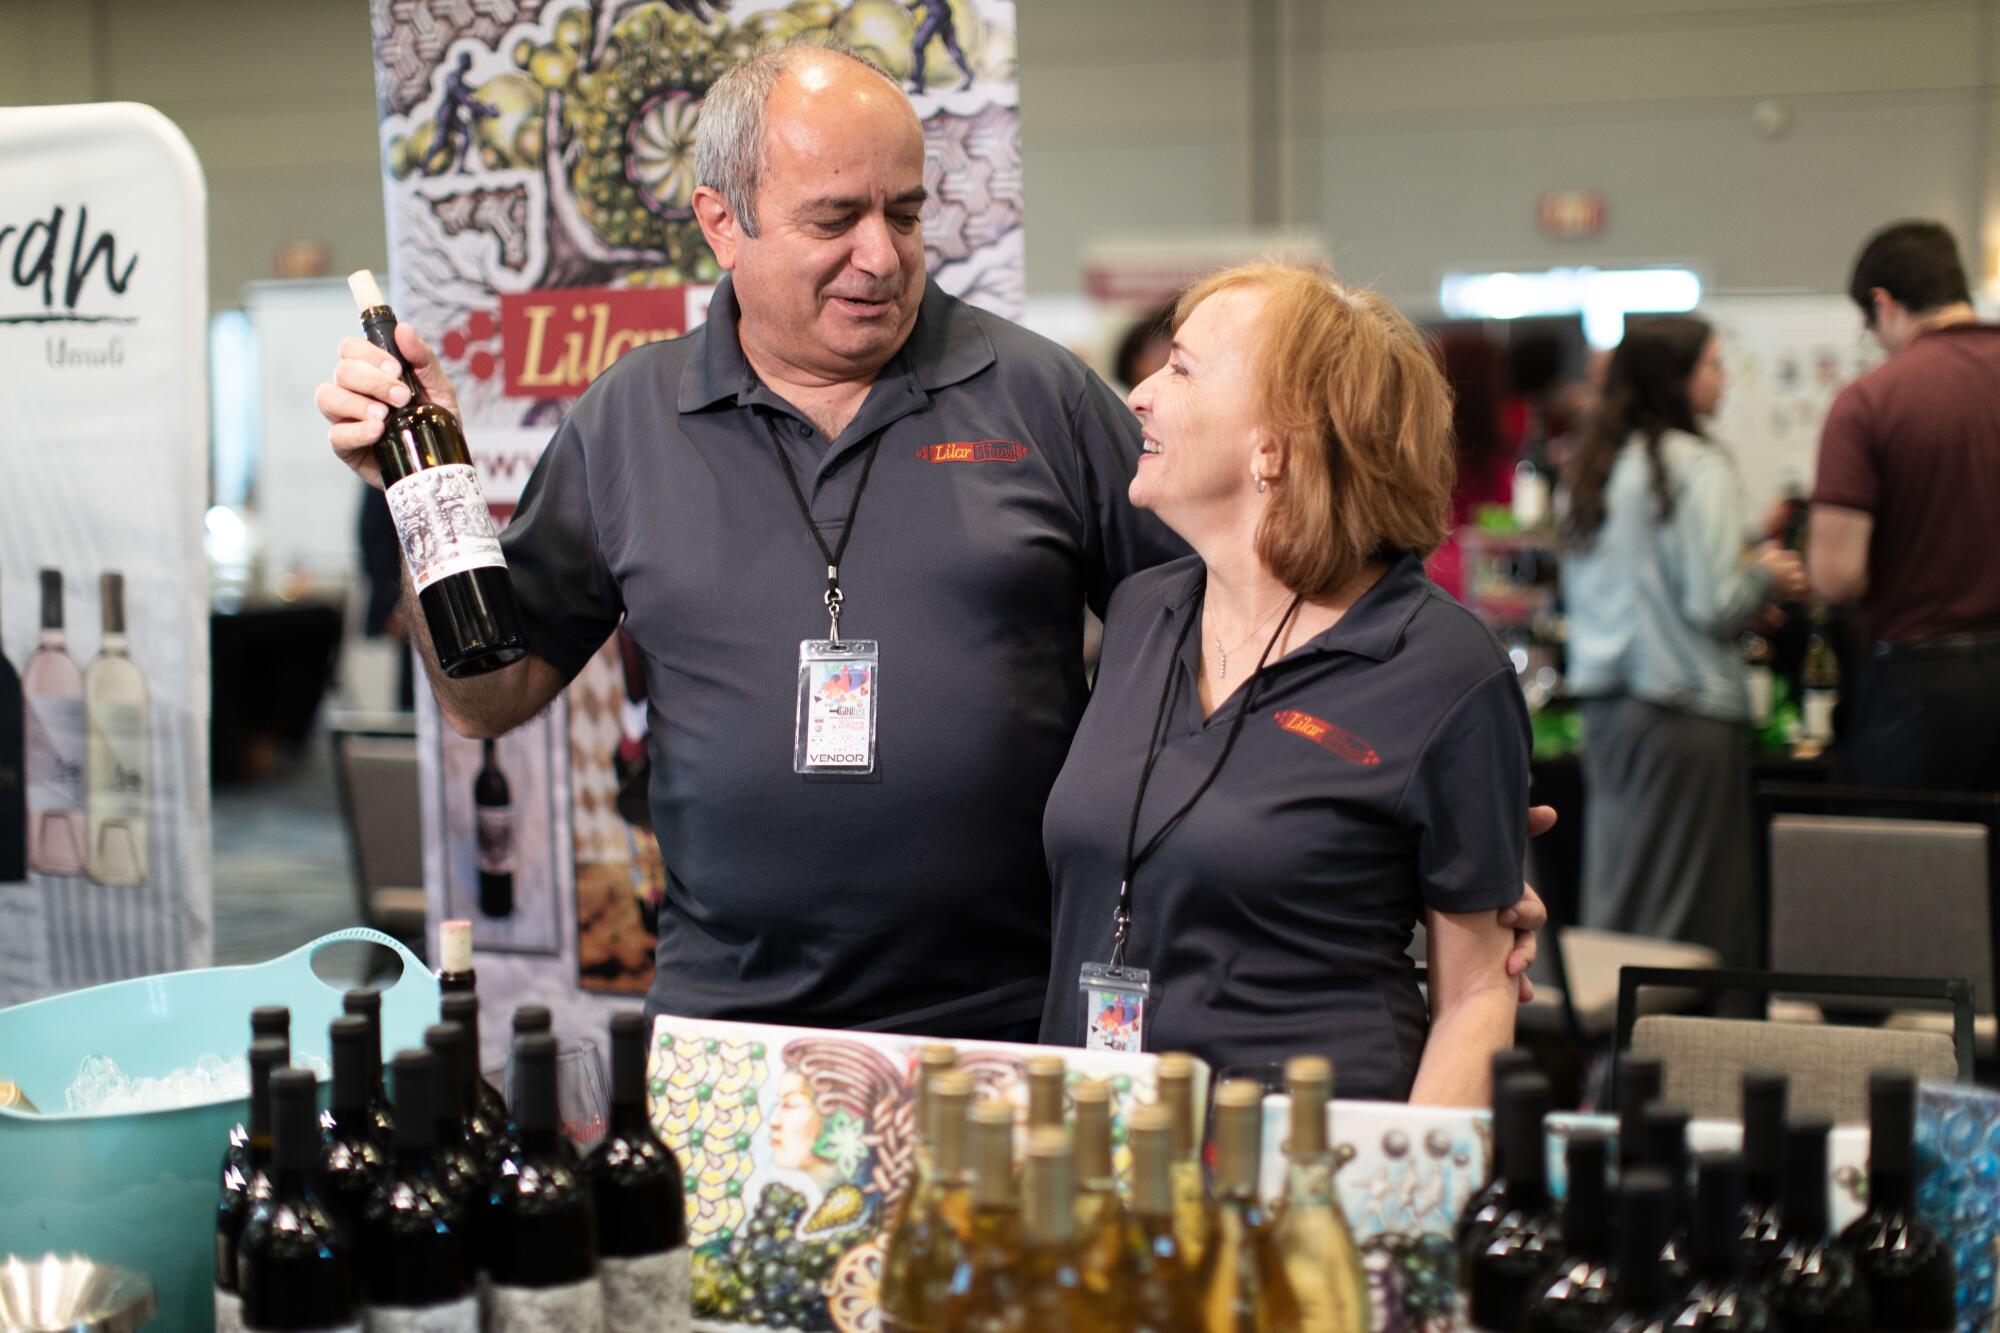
[1038,553,1530,1100]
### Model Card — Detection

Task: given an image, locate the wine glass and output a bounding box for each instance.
[497,1036,609,1151]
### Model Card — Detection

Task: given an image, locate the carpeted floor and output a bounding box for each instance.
[210,736,367,966]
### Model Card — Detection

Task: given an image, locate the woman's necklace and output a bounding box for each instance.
[1208,594,1293,682]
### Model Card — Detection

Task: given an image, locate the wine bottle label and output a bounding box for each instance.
[600,1249,690,1331]
[26,695,85,812]
[1803,689,1837,743]
[215,1288,243,1333]
[476,806,515,875]
[486,1277,602,1333]
[88,700,148,823]
[386,464,506,593]
[362,1294,479,1332]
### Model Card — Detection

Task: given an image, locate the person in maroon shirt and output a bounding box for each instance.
[1810,220,2000,790]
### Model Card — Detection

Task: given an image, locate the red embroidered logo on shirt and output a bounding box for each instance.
[915,440,1032,463]
[1274,710,1381,766]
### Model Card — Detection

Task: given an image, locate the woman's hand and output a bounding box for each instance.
[1496,804,1559,1002]
[1754,541,1808,602]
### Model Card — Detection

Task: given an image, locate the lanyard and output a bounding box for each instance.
[1111,584,1301,967]
[767,417,886,642]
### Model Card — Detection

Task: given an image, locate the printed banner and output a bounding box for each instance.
[0,103,213,1004]
[369,0,1024,1062]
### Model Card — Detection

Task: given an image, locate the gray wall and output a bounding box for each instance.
[6,0,1997,314]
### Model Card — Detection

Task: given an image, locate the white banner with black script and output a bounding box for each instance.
[0,103,212,1005]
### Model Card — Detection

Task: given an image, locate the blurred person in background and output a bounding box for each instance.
[1428,331,1513,600]
[1560,316,1807,967]
[1111,301,1174,392]
[1810,220,2000,791]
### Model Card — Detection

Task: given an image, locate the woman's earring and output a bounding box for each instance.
[1254,471,1268,494]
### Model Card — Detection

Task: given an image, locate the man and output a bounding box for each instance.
[1810,220,2000,791]
[318,43,1544,1039]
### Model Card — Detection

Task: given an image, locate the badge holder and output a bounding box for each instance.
[794,638,880,774]
[1078,961,1150,1054]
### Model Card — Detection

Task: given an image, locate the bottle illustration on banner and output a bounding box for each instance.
[348,270,527,679]
[0,577,25,883]
[474,738,515,918]
[23,569,86,875]
[86,572,149,887]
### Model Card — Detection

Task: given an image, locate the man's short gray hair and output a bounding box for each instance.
[695,39,903,239]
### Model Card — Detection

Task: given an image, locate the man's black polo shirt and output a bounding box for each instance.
[501,277,1182,1035]
[1039,554,1530,1099]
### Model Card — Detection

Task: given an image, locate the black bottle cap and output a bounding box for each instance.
[439,993,482,1066]
[513,1005,552,1036]
[247,1038,289,1138]
[1491,1048,1535,1099]
[1565,1129,1611,1242]
[1782,1114,1833,1239]
[391,1049,436,1151]
[1618,1052,1664,1165]
[271,1068,322,1174]
[424,1022,469,1119]
[342,989,381,1018]
[250,1006,291,1045]
[514,1032,559,1134]
[1498,1072,1552,1191]
[38,569,61,630]
[1868,1069,1918,1194]
[1693,1150,1747,1273]
[1642,1103,1691,1184]
[1741,1069,1787,1169]
[329,1016,371,1115]
[1617,1169,1672,1309]
[610,1011,648,1110]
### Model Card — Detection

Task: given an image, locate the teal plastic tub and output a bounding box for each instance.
[0,929,438,1331]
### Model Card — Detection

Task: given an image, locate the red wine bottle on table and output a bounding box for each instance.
[422,1022,493,1223]
[1738,1069,1787,1279]
[240,1068,359,1331]
[341,989,397,1144]
[1771,1116,1872,1332]
[473,739,515,917]
[347,270,526,680]
[486,1032,602,1330]
[359,1049,479,1331]
[587,1011,689,1330]
[1522,1129,1614,1333]
[439,992,509,1167]
[1673,1151,1776,1332]
[217,1037,290,1333]
[0,576,26,883]
[1838,1071,1955,1331]
[1462,1073,1562,1332]
[317,1016,389,1241]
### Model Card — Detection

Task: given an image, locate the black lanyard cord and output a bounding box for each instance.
[1111,585,1302,967]
[766,416,886,641]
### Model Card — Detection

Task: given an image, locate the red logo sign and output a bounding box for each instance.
[1274,710,1380,766]
[500,286,688,399]
[915,440,1032,464]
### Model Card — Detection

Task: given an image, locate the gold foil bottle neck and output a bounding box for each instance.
[918,1043,959,1143]
[1071,1077,1113,1182]
[1157,1052,1198,1159]
[1024,1127,1076,1245]
[1127,1103,1172,1217]
[932,1070,973,1177]
[1213,1079,1265,1198]
[970,1101,1017,1208]
[1286,1056,1332,1159]
[0,1081,37,1113]
[1026,1055,1067,1132]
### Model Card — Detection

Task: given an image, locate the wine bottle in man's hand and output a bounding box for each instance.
[348,271,527,679]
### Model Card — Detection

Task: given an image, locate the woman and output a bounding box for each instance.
[1038,264,1529,1105]
[1559,316,1806,968]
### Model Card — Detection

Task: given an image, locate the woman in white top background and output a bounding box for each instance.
[1560,316,1808,968]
